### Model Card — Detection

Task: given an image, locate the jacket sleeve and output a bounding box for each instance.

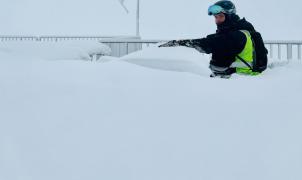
[167,34,238,54]
[159,32,243,55]
[208,31,248,67]
[205,32,247,56]
[159,31,246,57]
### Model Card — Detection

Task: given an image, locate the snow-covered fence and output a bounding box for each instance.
[1,36,301,61]
[0,36,38,41]
[265,40,302,60]
[99,39,160,57]
[0,36,140,42]
[100,39,302,61]
[38,36,140,42]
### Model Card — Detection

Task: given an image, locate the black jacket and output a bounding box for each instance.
[170,14,257,68]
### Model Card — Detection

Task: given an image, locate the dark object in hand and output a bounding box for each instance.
[159,40,179,48]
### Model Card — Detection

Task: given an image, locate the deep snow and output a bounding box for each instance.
[0,41,111,61]
[0,45,302,180]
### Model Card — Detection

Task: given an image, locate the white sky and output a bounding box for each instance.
[0,0,301,40]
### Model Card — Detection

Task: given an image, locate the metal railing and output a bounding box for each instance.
[0,36,38,41]
[265,40,302,60]
[1,36,301,60]
[100,39,302,60]
[0,35,140,42]
[99,39,165,57]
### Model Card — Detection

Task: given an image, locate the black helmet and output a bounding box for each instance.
[208,1,236,16]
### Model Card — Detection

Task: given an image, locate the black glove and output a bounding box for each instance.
[159,40,193,47]
[159,39,205,53]
[159,40,179,48]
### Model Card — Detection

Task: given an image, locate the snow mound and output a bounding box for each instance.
[121,46,301,79]
[0,41,111,61]
[0,46,302,180]
[121,46,212,76]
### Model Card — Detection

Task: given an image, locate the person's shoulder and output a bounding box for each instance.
[228,30,247,47]
[237,17,256,32]
[229,30,246,38]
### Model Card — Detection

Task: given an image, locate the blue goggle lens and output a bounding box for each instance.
[208,5,224,16]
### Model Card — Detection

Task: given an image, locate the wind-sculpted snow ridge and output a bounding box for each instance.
[121,46,212,77]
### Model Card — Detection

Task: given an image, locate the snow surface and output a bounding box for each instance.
[0,41,111,61]
[121,46,212,76]
[0,45,302,180]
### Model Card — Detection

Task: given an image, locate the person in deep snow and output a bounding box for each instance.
[160,0,268,78]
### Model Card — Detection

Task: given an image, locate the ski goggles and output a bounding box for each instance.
[208,5,225,16]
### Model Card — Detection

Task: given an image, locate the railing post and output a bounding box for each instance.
[278,44,281,60]
[287,44,293,61]
[269,44,274,58]
[298,44,301,60]
[118,43,121,57]
[126,43,129,55]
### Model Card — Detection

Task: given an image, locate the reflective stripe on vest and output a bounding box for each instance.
[230,61,252,68]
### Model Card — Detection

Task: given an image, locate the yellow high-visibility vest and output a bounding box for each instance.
[232,30,260,75]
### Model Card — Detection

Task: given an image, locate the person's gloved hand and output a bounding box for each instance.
[158,40,178,48]
[159,39,206,53]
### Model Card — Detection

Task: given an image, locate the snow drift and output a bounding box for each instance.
[0,41,111,61]
[0,45,302,180]
[121,46,212,76]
